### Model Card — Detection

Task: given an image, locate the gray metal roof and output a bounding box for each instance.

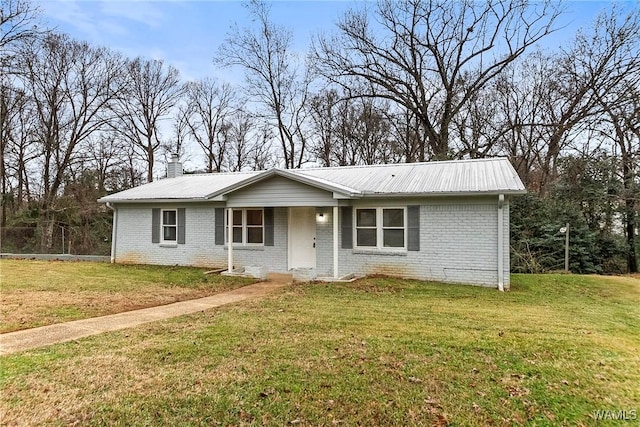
[292,158,525,196]
[98,171,261,202]
[98,158,525,203]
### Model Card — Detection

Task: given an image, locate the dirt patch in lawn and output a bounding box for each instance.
[1,288,230,333]
[0,260,255,333]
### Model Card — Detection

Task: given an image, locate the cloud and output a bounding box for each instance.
[98,0,166,29]
[41,0,103,39]
[39,0,166,43]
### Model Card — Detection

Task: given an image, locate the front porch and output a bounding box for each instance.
[221,206,344,280]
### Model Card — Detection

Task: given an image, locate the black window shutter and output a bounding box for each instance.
[264,207,274,246]
[341,206,353,249]
[177,208,186,244]
[214,208,225,245]
[407,205,420,251]
[151,208,160,243]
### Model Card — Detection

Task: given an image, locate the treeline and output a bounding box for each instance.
[1,0,639,272]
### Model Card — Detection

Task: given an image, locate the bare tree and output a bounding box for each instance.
[1,0,43,60]
[595,78,640,272]
[310,91,396,166]
[18,33,123,249]
[165,104,187,157]
[535,7,640,191]
[452,84,504,159]
[333,96,361,166]
[112,57,183,182]
[224,110,252,172]
[490,8,640,193]
[85,133,130,194]
[312,0,562,160]
[0,83,38,226]
[1,0,43,226]
[216,0,310,168]
[183,78,237,172]
[490,52,554,189]
[386,108,424,163]
[349,98,392,165]
[308,89,339,167]
[248,125,276,171]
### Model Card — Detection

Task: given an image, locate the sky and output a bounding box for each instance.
[31,0,634,172]
[36,0,355,83]
[35,0,630,85]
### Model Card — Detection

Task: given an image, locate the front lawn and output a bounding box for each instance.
[0,260,255,333]
[1,273,638,425]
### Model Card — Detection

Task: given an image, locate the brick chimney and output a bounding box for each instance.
[167,153,183,178]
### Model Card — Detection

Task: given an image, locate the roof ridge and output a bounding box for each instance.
[291,157,506,172]
[175,158,508,177]
[179,170,261,177]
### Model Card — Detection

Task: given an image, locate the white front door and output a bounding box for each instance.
[289,207,316,269]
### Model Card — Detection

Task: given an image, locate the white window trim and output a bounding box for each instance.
[354,207,407,251]
[225,208,265,246]
[161,209,178,244]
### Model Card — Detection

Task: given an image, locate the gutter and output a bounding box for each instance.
[105,202,117,263]
[98,198,210,204]
[360,190,526,198]
[497,194,505,292]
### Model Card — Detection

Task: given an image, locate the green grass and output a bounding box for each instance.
[1,273,639,426]
[0,260,255,332]
[0,260,243,292]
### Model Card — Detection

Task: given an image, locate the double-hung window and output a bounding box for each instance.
[227,209,264,245]
[355,207,406,250]
[162,209,177,242]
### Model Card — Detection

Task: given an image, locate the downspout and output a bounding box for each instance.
[333,205,339,279]
[227,208,233,273]
[106,202,117,264]
[497,194,505,292]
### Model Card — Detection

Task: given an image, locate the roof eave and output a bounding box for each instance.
[280,169,361,196]
[205,168,363,199]
[97,197,211,204]
[360,189,527,198]
[204,169,275,199]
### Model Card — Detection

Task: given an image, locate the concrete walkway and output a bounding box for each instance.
[0,276,290,356]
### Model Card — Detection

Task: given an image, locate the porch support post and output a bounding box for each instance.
[497,194,504,291]
[227,208,233,273]
[333,205,339,279]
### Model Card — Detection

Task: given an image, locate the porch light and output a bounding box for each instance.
[316,212,327,223]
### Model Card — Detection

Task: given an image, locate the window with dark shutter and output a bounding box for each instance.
[407,205,420,251]
[215,208,225,245]
[151,208,160,243]
[341,206,353,249]
[264,207,274,246]
[177,208,186,244]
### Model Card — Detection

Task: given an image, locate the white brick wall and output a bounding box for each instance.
[113,198,511,287]
[114,204,289,272]
[229,207,288,272]
[115,204,224,268]
[315,198,511,288]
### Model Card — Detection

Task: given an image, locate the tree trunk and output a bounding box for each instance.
[623,156,638,273]
[147,143,154,182]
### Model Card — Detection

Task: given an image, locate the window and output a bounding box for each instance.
[356,209,377,247]
[355,207,405,249]
[226,209,264,245]
[383,208,405,248]
[162,209,177,242]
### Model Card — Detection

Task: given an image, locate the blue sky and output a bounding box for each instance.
[37,0,354,82]
[36,0,628,84]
